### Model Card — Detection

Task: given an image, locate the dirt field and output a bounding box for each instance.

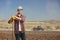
[0,31,60,40]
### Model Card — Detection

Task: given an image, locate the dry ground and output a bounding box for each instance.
[0,31,60,40]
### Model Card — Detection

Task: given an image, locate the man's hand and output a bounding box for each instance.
[15,16,21,20]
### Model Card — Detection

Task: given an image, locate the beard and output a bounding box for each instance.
[17,13,22,17]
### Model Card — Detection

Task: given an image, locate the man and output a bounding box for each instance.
[8,6,26,40]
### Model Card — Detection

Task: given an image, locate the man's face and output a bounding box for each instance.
[17,9,23,15]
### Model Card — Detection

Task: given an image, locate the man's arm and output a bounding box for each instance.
[8,15,26,23]
[15,15,26,22]
[15,17,21,20]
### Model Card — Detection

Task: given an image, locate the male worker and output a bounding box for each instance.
[8,6,26,40]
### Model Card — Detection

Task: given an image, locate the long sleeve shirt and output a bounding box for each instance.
[8,15,26,34]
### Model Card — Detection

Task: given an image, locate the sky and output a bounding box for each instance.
[0,0,60,21]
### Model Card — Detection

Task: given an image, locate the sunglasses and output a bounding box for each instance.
[17,9,23,11]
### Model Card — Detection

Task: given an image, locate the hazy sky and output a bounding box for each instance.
[0,0,60,21]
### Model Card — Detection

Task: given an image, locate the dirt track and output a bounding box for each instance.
[0,31,60,40]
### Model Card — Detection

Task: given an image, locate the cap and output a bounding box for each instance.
[18,6,23,10]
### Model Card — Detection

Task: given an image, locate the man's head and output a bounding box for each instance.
[17,6,23,15]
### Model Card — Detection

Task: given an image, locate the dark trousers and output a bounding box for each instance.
[15,31,26,40]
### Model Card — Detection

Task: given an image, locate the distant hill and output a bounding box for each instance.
[0,20,7,22]
[46,20,60,23]
[0,20,60,23]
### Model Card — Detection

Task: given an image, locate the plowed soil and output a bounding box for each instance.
[0,31,60,40]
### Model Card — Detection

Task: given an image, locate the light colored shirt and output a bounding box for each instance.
[19,21,21,31]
